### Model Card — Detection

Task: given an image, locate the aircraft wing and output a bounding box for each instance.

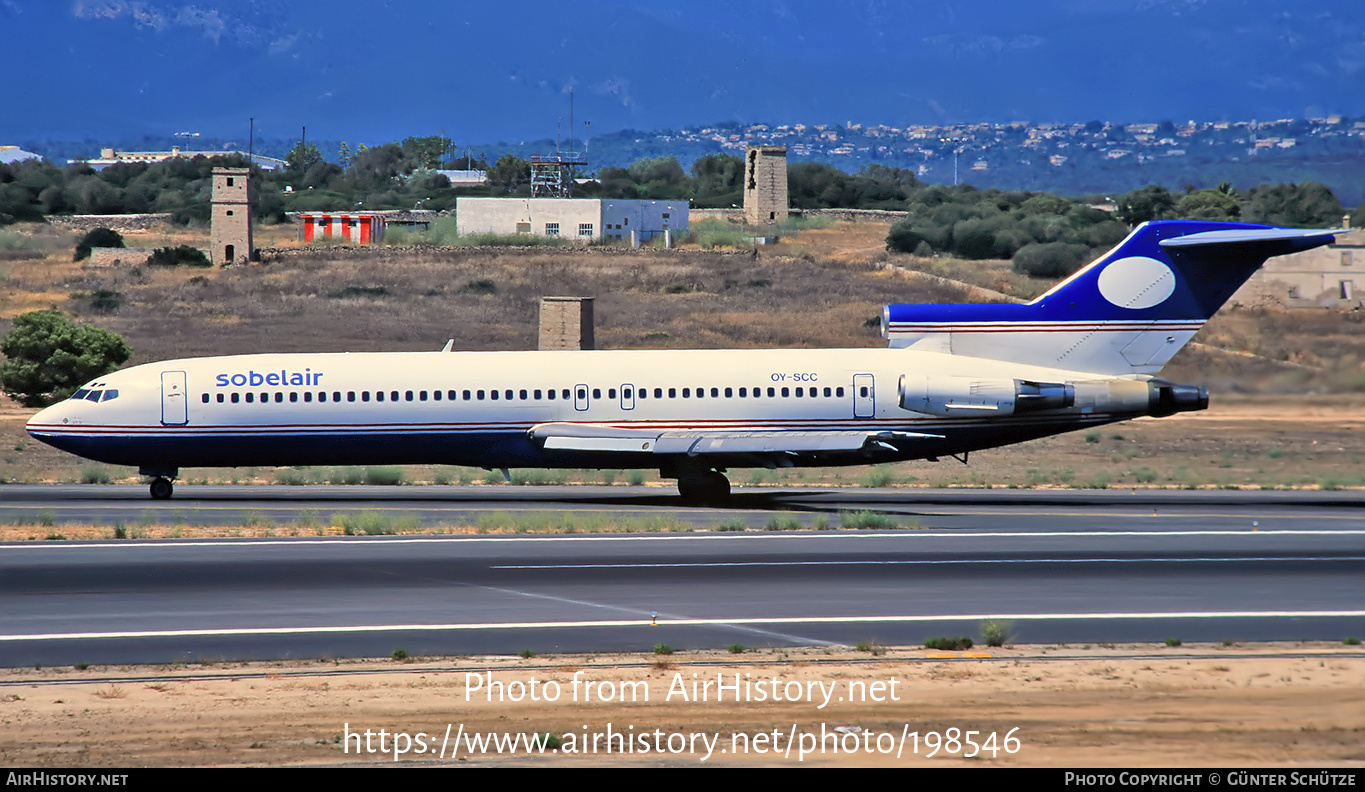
[528,423,943,456]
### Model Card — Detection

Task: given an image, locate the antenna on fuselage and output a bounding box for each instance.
[440,339,454,352]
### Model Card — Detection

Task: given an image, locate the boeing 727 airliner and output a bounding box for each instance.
[26,220,1336,502]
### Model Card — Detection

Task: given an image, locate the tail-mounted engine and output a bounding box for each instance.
[899,375,1206,418]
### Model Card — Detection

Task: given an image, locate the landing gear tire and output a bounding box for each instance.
[678,471,730,506]
[149,477,174,500]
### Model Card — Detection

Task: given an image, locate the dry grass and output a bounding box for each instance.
[5,236,967,365]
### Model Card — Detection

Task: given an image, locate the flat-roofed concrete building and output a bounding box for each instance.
[74,147,286,171]
[456,198,687,243]
[1233,227,1365,308]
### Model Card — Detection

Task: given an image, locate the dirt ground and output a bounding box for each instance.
[1,644,1361,767]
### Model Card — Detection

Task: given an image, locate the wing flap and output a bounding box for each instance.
[530,423,942,456]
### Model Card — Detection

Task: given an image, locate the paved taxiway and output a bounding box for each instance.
[2,487,1362,666]
[5,484,1365,531]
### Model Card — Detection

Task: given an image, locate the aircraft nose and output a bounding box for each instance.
[27,401,69,436]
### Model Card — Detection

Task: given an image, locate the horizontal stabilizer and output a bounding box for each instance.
[529,423,941,456]
[1158,227,1338,249]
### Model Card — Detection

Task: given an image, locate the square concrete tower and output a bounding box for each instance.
[211,167,253,266]
[744,145,788,226]
[538,297,595,350]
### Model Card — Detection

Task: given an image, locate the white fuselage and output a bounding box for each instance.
[26,347,1143,474]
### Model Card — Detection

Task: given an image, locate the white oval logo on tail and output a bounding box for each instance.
[1097,256,1176,310]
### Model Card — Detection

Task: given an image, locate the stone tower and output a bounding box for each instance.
[743,145,788,226]
[538,297,595,350]
[211,167,253,266]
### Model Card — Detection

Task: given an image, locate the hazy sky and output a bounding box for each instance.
[4,1,1363,144]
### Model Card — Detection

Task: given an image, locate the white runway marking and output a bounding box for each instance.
[5,529,1365,551]
[5,610,1365,642]
[493,556,1365,570]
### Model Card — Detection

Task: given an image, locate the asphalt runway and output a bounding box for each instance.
[2,486,1363,666]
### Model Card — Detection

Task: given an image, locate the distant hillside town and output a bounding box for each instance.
[11,113,1365,205]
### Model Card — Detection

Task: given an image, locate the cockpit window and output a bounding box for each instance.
[101,389,119,402]
[71,389,90,400]
[85,390,103,402]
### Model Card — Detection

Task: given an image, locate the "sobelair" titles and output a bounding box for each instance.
[215,369,323,387]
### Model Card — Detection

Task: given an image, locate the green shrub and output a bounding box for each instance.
[840,510,899,530]
[148,245,210,267]
[1343,636,1361,646]
[80,464,112,485]
[391,648,409,661]
[1164,637,1182,647]
[459,279,499,295]
[329,286,390,299]
[653,643,674,656]
[272,468,310,485]
[364,465,405,485]
[924,636,974,651]
[1012,241,1090,279]
[518,649,537,658]
[764,514,801,531]
[716,517,747,532]
[980,620,1010,648]
[88,289,122,313]
[74,228,124,262]
[859,467,895,488]
[689,218,742,248]
[727,644,746,654]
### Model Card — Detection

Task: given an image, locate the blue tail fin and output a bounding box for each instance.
[883,221,1337,375]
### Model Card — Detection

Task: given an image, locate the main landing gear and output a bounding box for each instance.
[149,477,174,500]
[140,467,179,500]
[676,469,730,506]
